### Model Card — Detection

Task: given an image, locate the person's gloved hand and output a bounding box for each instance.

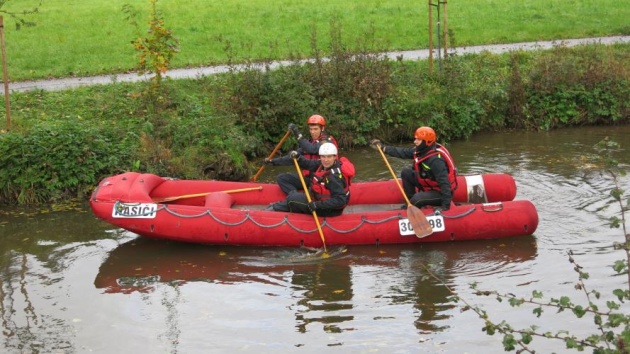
[308,201,319,212]
[288,123,302,139]
[290,150,300,159]
[369,139,384,150]
[264,158,274,165]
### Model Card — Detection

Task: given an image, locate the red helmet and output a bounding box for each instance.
[307,114,326,127]
[414,126,436,146]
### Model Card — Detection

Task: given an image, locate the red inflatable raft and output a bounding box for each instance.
[89,172,538,247]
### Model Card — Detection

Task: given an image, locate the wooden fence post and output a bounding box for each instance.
[1,16,11,130]
[428,0,433,73]
[428,1,448,73]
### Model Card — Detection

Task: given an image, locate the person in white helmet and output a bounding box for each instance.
[264,143,355,216]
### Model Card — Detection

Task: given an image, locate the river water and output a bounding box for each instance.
[1,125,629,353]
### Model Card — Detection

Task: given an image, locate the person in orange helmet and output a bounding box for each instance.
[370,126,457,211]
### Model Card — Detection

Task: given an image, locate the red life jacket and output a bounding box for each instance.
[302,133,338,177]
[302,133,338,160]
[412,144,458,191]
[310,157,355,201]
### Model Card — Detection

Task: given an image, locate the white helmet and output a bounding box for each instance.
[318,143,338,156]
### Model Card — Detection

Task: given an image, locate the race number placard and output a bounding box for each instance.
[399,215,445,236]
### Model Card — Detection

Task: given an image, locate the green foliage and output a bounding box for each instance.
[0,0,41,30]
[0,120,136,204]
[0,78,253,204]
[214,20,393,151]
[524,46,630,130]
[218,40,630,149]
[167,109,251,180]
[214,63,316,156]
[123,0,179,91]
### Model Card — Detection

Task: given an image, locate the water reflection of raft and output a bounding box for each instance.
[89,172,538,247]
[94,236,538,294]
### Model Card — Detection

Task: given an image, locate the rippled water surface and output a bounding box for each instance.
[1,126,629,353]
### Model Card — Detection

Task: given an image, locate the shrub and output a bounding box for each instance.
[0,121,136,204]
[525,45,630,129]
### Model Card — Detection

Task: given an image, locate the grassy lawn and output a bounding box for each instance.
[2,0,629,81]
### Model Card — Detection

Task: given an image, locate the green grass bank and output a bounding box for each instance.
[2,0,630,81]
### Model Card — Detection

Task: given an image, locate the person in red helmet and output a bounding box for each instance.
[268,114,339,197]
[287,114,338,161]
[369,126,457,211]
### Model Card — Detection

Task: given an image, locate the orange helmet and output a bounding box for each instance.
[414,126,436,146]
[307,114,326,127]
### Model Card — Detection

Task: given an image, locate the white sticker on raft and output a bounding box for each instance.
[465,174,488,203]
[399,215,445,236]
[112,202,158,218]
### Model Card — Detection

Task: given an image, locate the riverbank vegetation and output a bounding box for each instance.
[1,35,629,204]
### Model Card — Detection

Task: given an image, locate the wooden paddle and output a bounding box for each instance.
[374,144,433,238]
[292,156,329,255]
[251,130,292,182]
[152,186,263,203]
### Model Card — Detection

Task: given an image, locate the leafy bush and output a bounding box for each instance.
[0,121,136,204]
[214,21,393,150]
[525,45,630,129]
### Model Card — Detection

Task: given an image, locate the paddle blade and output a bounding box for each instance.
[407,205,433,238]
